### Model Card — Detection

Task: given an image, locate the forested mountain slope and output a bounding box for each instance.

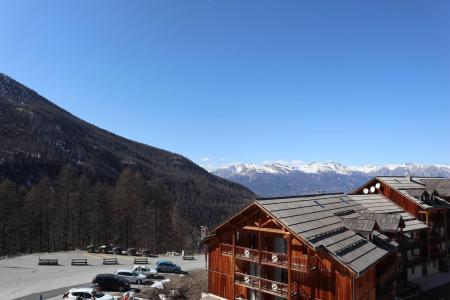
[0,73,255,255]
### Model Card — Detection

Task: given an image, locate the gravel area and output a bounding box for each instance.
[0,251,206,299]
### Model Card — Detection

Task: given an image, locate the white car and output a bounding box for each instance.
[115,269,149,284]
[63,287,113,299]
[130,265,158,278]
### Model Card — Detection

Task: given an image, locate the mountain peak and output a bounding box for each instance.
[213,161,450,177]
[0,73,43,105]
[212,161,450,197]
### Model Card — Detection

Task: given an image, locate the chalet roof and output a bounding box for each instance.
[358,212,403,232]
[347,194,428,232]
[376,176,450,209]
[342,218,377,233]
[372,230,399,251]
[416,178,450,198]
[256,193,392,275]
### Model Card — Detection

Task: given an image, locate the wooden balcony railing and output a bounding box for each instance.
[235,272,297,298]
[430,235,446,243]
[407,256,423,267]
[235,245,259,261]
[430,249,446,260]
[261,250,288,266]
[405,237,425,247]
[220,243,233,256]
[261,250,308,270]
[221,243,310,271]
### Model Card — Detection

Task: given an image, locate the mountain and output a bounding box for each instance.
[0,73,255,252]
[212,161,450,197]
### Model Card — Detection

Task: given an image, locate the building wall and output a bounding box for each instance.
[426,260,439,275]
[207,205,378,300]
[208,236,235,299]
[407,266,422,281]
[354,267,376,300]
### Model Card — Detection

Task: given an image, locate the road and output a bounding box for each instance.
[0,251,205,299]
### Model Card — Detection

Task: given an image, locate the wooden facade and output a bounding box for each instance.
[206,202,384,300]
[352,176,450,281]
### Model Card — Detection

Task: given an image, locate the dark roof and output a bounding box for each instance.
[372,230,399,251]
[358,212,403,233]
[417,178,450,198]
[347,194,428,232]
[376,176,450,209]
[257,193,392,275]
[342,218,377,233]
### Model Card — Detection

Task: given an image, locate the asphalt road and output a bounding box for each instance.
[14,282,90,300]
[0,251,205,299]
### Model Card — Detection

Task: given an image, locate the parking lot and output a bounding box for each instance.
[0,251,205,299]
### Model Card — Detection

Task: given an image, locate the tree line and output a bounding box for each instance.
[0,166,185,256]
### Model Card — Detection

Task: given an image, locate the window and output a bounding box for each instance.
[250,233,257,249]
[411,266,415,274]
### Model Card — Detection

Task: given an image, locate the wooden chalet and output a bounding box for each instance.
[205,193,401,300]
[353,176,450,282]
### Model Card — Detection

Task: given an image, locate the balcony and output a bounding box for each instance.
[405,239,424,249]
[235,246,259,262]
[430,235,446,243]
[407,256,423,267]
[261,250,308,271]
[235,272,298,298]
[220,243,308,270]
[430,250,446,260]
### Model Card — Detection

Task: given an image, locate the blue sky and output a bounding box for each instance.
[1,1,450,168]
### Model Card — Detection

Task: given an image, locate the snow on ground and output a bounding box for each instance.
[0,251,205,299]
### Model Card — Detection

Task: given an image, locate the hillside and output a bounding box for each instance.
[0,73,255,254]
[212,162,450,197]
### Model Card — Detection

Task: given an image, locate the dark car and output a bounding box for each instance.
[92,274,130,292]
[142,249,158,258]
[156,260,181,273]
[112,246,123,255]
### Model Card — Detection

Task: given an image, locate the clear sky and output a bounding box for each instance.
[1,1,450,168]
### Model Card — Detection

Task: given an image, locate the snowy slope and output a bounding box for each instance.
[212,162,450,197]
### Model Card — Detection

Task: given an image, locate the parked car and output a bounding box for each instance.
[129,265,158,278]
[63,287,113,299]
[142,249,158,258]
[156,260,182,273]
[112,246,123,255]
[127,247,137,256]
[92,274,130,292]
[98,245,108,253]
[115,270,150,284]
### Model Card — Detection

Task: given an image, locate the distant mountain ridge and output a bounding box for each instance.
[212,162,450,197]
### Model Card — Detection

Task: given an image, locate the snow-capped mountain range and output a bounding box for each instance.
[212,162,450,197]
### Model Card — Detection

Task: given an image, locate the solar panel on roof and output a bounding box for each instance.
[335,239,367,256]
[340,197,349,204]
[334,209,355,216]
[314,200,324,208]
